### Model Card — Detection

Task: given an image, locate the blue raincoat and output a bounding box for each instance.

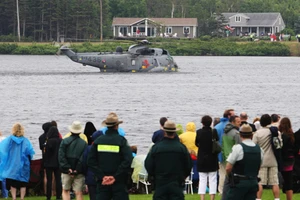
[0,135,35,182]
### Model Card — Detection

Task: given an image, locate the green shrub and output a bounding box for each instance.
[0,43,18,54]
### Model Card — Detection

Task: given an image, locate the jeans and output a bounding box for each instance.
[1,179,8,198]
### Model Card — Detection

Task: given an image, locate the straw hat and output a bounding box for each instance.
[162,120,180,132]
[68,121,83,134]
[239,124,253,136]
[103,113,123,127]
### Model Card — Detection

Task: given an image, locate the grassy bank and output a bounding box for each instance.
[1,39,299,56]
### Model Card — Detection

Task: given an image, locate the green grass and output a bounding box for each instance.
[5,190,299,200]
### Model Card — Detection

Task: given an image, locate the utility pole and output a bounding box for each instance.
[16,0,21,42]
[100,0,103,42]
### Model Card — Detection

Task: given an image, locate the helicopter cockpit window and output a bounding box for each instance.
[162,49,168,55]
[131,60,136,66]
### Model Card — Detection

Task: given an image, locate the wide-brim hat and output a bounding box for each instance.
[69,121,83,134]
[239,124,253,136]
[162,120,180,132]
[104,113,123,127]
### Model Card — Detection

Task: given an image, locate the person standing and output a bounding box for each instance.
[240,112,256,132]
[279,117,295,200]
[44,126,62,200]
[214,108,235,195]
[0,123,35,200]
[152,117,168,143]
[225,124,263,200]
[0,130,8,199]
[179,122,199,191]
[145,120,192,200]
[39,122,53,195]
[59,121,87,200]
[253,114,280,200]
[82,122,98,200]
[196,115,219,200]
[221,115,241,200]
[87,113,133,200]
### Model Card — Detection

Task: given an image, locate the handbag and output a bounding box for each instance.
[212,129,222,154]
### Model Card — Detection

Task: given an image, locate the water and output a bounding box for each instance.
[1,55,300,159]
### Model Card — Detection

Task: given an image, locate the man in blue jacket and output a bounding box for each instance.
[214,108,235,195]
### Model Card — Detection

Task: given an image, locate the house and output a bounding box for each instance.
[222,13,285,36]
[112,18,198,38]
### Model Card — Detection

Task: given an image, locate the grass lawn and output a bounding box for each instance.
[6,190,299,200]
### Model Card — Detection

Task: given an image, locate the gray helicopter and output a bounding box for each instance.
[60,40,178,72]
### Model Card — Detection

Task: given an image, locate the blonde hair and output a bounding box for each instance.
[12,123,25,137]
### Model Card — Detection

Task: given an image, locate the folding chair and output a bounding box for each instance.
[137,170,151,194]
[185,171,194,194]
[27,159,43,196]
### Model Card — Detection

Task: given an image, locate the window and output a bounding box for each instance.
[183,27,190,34]
[279,17,281,25]
[166,27,172,34]
[276,26,279,33]
[131,60,136,66]
[235,16,241,22]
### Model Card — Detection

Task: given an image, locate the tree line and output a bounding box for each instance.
[1,0,300,42]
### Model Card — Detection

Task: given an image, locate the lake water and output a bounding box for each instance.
[1,55,300,159]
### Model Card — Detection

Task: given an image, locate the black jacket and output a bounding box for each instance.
[44,126,62,168]
[145,137,192,187]
[87,128,133,183]
[195,127,219,172]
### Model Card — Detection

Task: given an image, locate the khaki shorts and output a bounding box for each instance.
[258,167,279,185]
[61,173,85,192]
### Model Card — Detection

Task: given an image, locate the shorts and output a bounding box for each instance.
[6,179,27,189]
[258,167,279,185]
[61,173,85,192]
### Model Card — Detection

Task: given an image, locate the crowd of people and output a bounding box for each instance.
[0,109,300,200]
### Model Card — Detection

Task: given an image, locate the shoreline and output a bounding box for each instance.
[0,39,298,56]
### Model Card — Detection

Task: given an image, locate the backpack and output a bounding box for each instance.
[269,126,283,171]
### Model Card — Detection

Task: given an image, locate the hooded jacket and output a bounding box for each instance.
[214,117,229,162]
[44,127,62,168]
[222,123,240,161]
[179,122,198,154]
[0,135,35,182]
[39,122,52,151]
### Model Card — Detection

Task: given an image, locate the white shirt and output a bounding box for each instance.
[227,139,264,165]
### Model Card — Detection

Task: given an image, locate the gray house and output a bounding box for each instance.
[112,18,198,38]
[222,13,285,36]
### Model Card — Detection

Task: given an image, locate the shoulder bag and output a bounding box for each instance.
[212,129,222,154]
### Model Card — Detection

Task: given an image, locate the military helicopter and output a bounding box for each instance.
[60,40,178,72]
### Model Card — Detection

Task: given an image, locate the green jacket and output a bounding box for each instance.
[87,128,132,183]
[145,137,192,187]
[58,135,87,174]
[222,123,240,162]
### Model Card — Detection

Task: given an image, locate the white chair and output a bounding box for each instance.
[127,33,131,37]
[164,33,169,37]
[173,33,177,37]
[119,32,124,37]
[185,171,194,194]
[137,172,151,194]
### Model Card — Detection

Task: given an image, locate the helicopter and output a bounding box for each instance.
[60,40,178,72]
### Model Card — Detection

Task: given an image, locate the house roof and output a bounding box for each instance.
[222,13,283,26]
[112,18,198,26]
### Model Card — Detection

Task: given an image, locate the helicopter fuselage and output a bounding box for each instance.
[60,43,178,72]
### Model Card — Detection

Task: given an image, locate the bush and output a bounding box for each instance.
[0,43,18,54]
